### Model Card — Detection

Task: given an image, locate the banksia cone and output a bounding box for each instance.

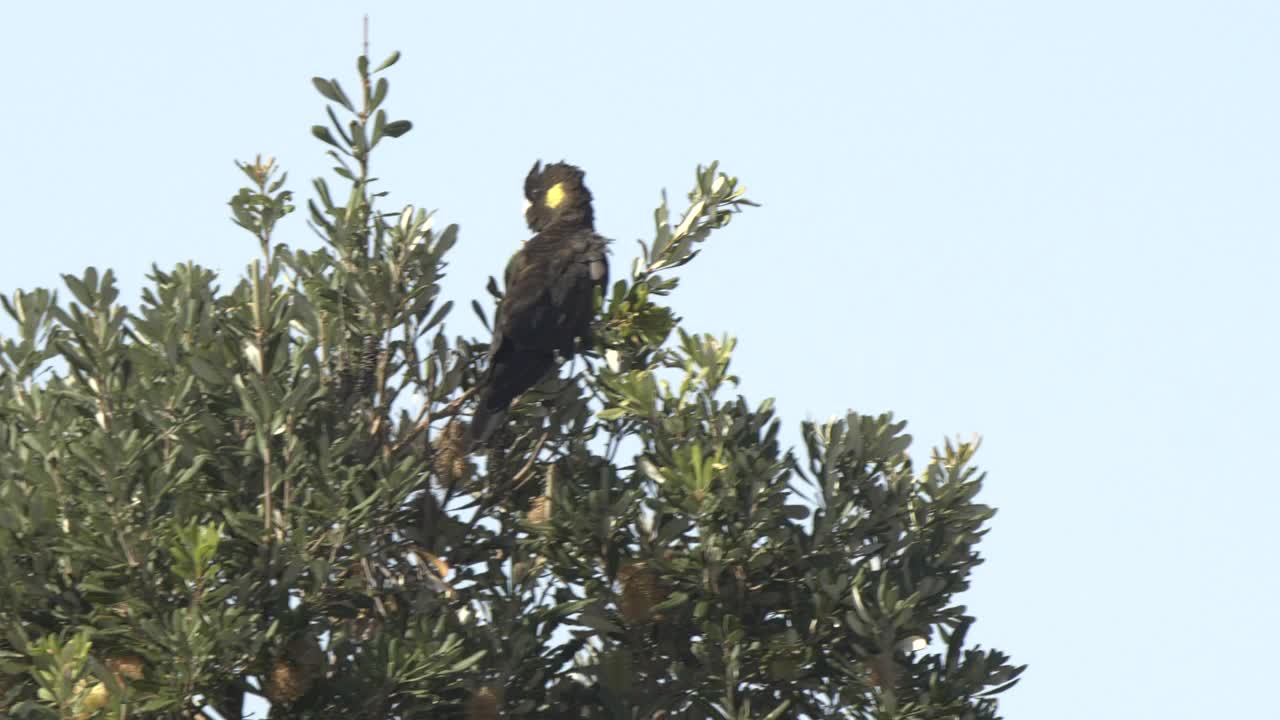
[522,462,557,521]
[354,335,380,397]
[618,562,668,625]
[484,424,515,483]
[71,654,146,719]
[106,655,145,681]
[265,659,307,706]
[526,494,551,525]
[432,420,474,488]
[75,680,111,719]
[264,635,324,706]
[866,650,897,690]
[465,684,504,720]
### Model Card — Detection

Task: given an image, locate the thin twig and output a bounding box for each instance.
[455,428,544,537]
[389,387,477,455]
[510,430,551,492]
[360,557,386,618]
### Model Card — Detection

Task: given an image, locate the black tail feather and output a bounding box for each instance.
[468,391,507,450]
[469,350,556,450]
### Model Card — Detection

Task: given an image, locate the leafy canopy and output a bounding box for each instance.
[0,48,1023,720]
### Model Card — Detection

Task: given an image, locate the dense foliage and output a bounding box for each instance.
[0,51,1023,719]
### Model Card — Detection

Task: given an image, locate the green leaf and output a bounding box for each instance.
[62,272,94,307]
[425,300,453,330]
[371,77,389,109]
[471,300,490,332]
[312,125,341,148]
[638,457,665,484]
[449,649,487,672]
[382,120,412,138]
[597,407,627,421]
[375,50,401,72]
[578,605,621,635]
[311,77,354,111]
[649,591,689,614]
[188,356,226,385]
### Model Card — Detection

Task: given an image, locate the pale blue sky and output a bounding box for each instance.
[3,2,1278,717]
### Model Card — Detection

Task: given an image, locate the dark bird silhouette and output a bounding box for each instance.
[470,161,610,447]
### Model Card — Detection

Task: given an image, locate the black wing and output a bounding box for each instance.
[471,229,608,446]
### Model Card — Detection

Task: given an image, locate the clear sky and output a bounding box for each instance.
[3,2,1278,717]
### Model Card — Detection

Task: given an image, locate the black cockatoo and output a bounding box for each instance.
[470,161,610,447]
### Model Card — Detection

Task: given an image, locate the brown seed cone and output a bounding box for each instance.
[618,562,668,625]
[264,659,308,706]
[866,650,897,689]
[525,495,551,525]
[525,464,557,524]
[432,420,474,488]
[264,635,324,706]
[465,685,504,720]
[70,653,147,719]
[106,654,145,681]
[75,680,111,719]
[354,335,380,397]
[484,425,515,483]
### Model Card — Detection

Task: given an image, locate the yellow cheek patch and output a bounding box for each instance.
[545,182,567,208]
